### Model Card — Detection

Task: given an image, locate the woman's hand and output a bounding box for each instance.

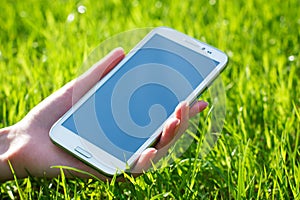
[0,48,207,182]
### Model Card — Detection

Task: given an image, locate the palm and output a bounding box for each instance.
[2,48,207,180]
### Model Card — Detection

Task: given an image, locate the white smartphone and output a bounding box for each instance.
[49,27,228,176]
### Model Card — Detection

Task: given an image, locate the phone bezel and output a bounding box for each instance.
[49,27,228,176]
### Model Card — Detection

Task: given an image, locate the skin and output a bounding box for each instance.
[0,48,208,182]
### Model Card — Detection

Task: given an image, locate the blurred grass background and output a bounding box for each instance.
[0,0,299,199]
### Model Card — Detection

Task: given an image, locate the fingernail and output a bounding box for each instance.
[179,101,188,107]
[184,101,189,108]
[198,101,209,111]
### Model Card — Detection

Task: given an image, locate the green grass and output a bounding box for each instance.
[0,0,299,199]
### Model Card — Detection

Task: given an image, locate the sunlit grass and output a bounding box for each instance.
[0,0,299,199]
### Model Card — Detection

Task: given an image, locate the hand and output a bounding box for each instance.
[0,48,208,182]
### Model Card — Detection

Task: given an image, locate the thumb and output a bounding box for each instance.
[26,48,125,128]
[72,47,125,103]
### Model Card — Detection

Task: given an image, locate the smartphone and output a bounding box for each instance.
[49,27,228,176]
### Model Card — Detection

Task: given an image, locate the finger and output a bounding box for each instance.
[189,100,209,118]
[175,101,189,120]
[133,101,209,173]
[175,101,189,132]
[132,102,188,173]
[155,118,180,149]
[155,101,188,150]
[131,148,157,174]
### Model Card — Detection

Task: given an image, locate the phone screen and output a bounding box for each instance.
[62,34,219,162]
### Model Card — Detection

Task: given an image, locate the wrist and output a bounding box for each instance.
[0,124,28,182]
[0,126,14,181]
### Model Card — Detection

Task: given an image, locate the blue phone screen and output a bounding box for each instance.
[62,34,219,161]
